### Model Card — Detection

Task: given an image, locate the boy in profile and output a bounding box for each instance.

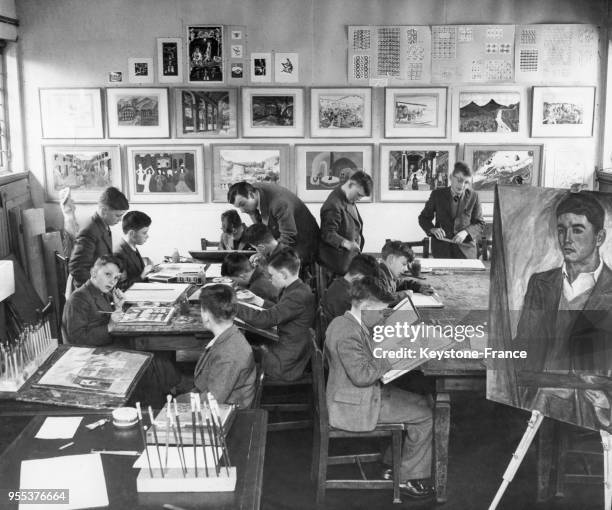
[219,209,250,250]
[114,210,154,291]
[243,223,286,267]
[221,252,279,303]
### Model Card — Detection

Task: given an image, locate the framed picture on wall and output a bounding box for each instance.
[294,144,373,202]
[384,87,447,138]
[106,88,170,138]
[174,88,238,138]
[379,144,458,202]
[43,145,121,203]
[250,52,272,83]
[157,37,183,83]
[211,144,289,202]
[39,88,104,139]
[531,86,595,137]
[310,87,372,138]
[241,87,304,137]
[462,144,543,202]
[186,25,224,83]
[125,145,204,203]
[128,58,154,84]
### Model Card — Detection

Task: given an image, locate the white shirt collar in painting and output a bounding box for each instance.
[561,259,603,302]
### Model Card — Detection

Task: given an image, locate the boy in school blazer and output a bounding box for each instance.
[218,209,250,251]
[221,252,279,303]
[114,211,154,291]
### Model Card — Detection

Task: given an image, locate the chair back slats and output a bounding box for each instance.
[310,332,328,431]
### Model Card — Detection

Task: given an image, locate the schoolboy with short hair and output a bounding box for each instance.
[379,240,434,302]
[219,209,249,251]
[114,210,153,290]
[221,252,279,302]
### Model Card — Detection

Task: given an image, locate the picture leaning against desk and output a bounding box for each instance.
[488,187,612,432]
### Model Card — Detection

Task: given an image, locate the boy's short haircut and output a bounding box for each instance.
[221,252,252,277]
[347,254,381,278]
[349,276,394,303]
[221,209,243,233]
[243,223,275,246]
[122,211,152,234]
[348,171,373,196]
[268,247,300,275]
[92,254,123,273]
[381,240,415,262]
[99,186,129,210]
[227,181,256,204]
[452,161,472,177]
[556,192,605,232]
[199,284,237,321]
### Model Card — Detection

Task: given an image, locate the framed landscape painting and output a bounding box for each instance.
[310,87,372,137]
[241,88,304,137]
[385,87,447,138]
[125,145,204,203]
[39,88,104,139]
[294,144,373,202]
[43,145,121,203]
[106,88,170,138]
[531,86,595,137]
[463,144,542,202]
[211,144,288,202]
[379,144,457,202]
[174,88,237,138]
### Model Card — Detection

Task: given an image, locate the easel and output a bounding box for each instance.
[489,410,612,510]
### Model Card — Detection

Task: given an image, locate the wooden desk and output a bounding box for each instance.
[0,409,268,510]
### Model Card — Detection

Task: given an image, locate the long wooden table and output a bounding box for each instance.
[0,409,268,510]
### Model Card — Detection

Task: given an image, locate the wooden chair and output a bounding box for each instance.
[310,335,403,506]
[262,370,313,432]
[478,222,493,261]
[250,364,265,410]
[200,238,220,250]
[404,238,430,259]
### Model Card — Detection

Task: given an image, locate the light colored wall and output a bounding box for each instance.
[16,0,607,261]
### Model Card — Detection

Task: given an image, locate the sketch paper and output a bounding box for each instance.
[274,52,299,83]
[35,417,83,439]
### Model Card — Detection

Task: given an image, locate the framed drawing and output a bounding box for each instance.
[463,144,543,202]
[310,87,372,138]
[379,144,457,202]
[453,86,525,139]
[128,58,154,84]
[250,52,272,83]
[157,37,183,83]
[106,88,170,138]
[39,88,103,139]
[294,144,373,202]
[125,145,204,203]
[384,87,447,138]
[274,52,299,83]
[241,88,304,138]
[211,144,289,202]
[43,145,121,203]
[531,86,595,138]
[186,25,224,83]
[174,88,238,138]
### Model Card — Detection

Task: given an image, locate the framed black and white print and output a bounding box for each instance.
[174,88,238,138]
[106,88,170,138]
[531,86,595,137]
[241,87,304,138]
[186,25,224,83]
[128,58,154,84]
[157,37,183,83]
[39,88,104,139]
[384,87,447,138]
[310,87,372,138]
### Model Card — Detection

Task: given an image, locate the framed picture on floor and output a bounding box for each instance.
[106,88,170,138]
[186,25,224,83]
[241,87,304,137]
[211,144,289,202]
[531,86,595,137]
[39,88,104,139]
[157,37,183,83]
[43,145,121,203]
[174,88,238,138]
[384,87,447,138]
[294,144,373,202]
[379,144,457,202]
[310,87,372,138]
[125,145,204,203]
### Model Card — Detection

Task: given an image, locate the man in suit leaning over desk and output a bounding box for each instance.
[418,161,484,259]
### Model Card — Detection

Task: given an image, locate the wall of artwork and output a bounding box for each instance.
[16,0,607,260]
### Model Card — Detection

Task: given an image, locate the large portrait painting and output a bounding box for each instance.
[488,186,612,431]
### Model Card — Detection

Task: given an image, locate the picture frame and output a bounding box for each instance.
[186,25,224,83]
[452,86,525,140]
[462,144,543,202]
[174,88,238,138]
[384,87,447,138]
[379,144,458,202]
[106,88,170,138]
[157,37,183,83]
[310,87,372,138]
[294,144,374,202]
[274,52,299,83]
[39,88,104,139]
[125,145,204,203]
[43,145,121,203]
[211,144,289,202]
[128,58,154,84]
[531,86,595,138]
[250,52,272,83]
[241,87,304,138]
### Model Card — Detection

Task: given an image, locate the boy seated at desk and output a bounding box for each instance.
[219,209,250,251]
[221,252,279,303]
[235,247,315,382]
[114,210,154,291]
[325,276,434,499]
[184,285,256,409]
[243,223,287,268]
[379,240,434,303]
[321,253,380,322]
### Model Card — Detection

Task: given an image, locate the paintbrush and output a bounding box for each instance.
[173,398,187,475]
[167,395,186,476]
[147,405,164,478]
[135,402,153,477]
[194,394,209,477]
[189,394,198,477]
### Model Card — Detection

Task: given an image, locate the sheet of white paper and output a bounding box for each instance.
[123,282,191,303]
[19,453,108,510]
[410,293,444,308]
[417,258,485,271]
[35,417,83,439]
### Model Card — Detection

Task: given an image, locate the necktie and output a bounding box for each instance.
[453,194,460,202]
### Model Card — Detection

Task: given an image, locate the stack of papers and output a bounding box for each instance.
[410,293,444,308]
[123,283,191,304]
[148,263,207,281]
[417,258,485,271]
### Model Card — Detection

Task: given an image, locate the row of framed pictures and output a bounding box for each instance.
[43,143,542,205]
[39,85,596,141]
